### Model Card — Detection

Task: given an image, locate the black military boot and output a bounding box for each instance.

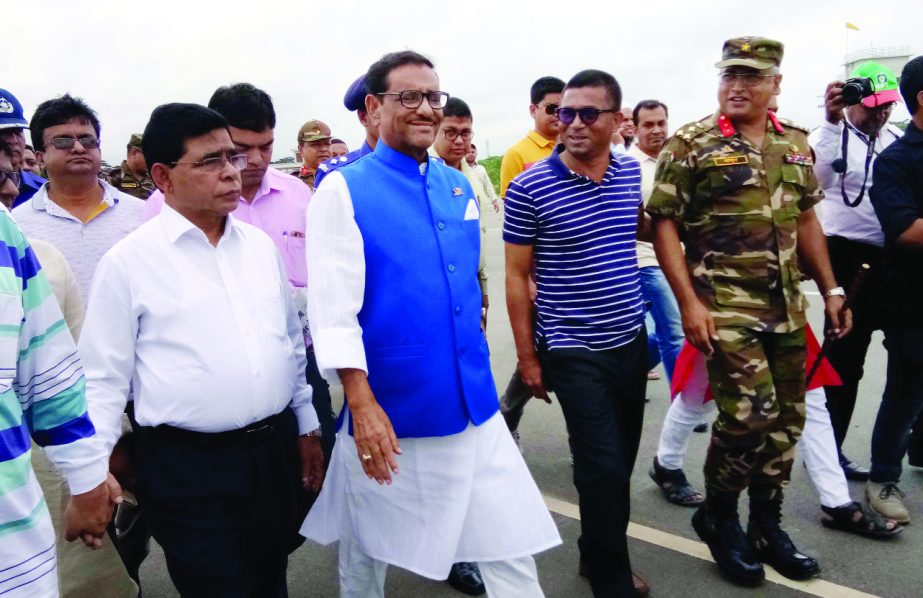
[692,505,765,586]
[748,499,820,580]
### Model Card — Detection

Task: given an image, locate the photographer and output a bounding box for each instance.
[808,62,903,481]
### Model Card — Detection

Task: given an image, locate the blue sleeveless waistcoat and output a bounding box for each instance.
[340,142,499,438]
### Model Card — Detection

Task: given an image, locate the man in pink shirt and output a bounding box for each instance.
[142,84,337,463]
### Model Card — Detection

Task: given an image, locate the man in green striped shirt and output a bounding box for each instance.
[0,140,116,597]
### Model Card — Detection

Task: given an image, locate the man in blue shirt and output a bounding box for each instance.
[302,50,560,598]
[867,55,923,525]
[0,88,46,205]
[504,69,651,598]
[313,74,378,189]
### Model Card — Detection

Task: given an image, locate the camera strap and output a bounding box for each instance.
[838,122,876,208]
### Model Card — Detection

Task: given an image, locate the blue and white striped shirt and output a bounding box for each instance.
[503,148,645,351]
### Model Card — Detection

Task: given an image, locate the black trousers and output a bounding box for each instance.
[539,330,648,598]
[135,409,306,598]
[823,235,885,457]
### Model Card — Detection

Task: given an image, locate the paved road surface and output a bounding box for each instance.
[138,207,923,597]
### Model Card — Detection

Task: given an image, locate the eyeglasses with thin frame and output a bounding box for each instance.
[45,135,101,151]
[0,170,21,188]
[442,128,473,141]
[718,72,775,87]
[170,152,248,173]
[377,90,450,110]
[555,107,618,126]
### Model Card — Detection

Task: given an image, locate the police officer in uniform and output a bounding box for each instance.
[104,133,155,200]
[314,74,379,189]
[648,37,851,585]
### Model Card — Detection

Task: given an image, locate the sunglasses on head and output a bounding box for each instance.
[554,107,618,126]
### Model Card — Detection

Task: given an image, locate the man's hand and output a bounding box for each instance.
[519,356,549,403]
[824,295,853,339]
[339,371,401,485]
[481,294,490,331]
[64,473,122,548]
[492,199,500,213]
[681,298,719,357]
[824,81,847,125]
[298,435,325,493]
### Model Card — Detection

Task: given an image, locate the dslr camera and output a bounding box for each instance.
[841,77,874,106]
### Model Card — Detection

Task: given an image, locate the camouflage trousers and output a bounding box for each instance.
[704,326,806,503]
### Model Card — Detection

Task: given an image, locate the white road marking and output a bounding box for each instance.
[542,494,879,598]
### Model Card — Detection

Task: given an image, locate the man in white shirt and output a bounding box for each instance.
[80,103,323,597]
[809,61,903,481]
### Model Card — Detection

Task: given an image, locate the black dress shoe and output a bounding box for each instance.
[692,507,765,586]
[839,455,870,481]
[747,519,820,580]
[447,562,486,596]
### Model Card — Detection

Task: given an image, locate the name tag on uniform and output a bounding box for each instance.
[122,182,138,188]
[784,153,813,166]
[713,155,749,167]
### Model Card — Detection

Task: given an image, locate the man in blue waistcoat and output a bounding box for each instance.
[300,50,561,598]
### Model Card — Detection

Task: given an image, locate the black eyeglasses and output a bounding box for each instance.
[442,129,473,141]
[0,170,21,188]
[555,107,618,126]
[45,135,100,150]
[377,90,450,110]
[170,152,248,173]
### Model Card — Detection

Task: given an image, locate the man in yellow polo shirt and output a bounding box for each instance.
[498,76,564,448]
[499,76,564,197]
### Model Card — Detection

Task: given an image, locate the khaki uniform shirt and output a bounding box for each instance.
[647,111,823,332]
[104,161,155,200]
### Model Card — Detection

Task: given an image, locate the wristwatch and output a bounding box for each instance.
[823,286,846,299]
[300,427,322,438]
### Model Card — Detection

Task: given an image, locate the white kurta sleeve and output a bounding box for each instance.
[305,171,367,383]
[78,253,137,456]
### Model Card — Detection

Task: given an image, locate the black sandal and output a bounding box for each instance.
[821,502,903,539]
[649,458,705,507]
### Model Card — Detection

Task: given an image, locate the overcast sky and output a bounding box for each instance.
[6,0,919,164]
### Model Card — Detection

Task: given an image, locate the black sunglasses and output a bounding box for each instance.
[45,135,101,151]
[555,107,618,126]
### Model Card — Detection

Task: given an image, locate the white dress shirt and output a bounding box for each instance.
[81,204,317,454]
[809,117,902,247]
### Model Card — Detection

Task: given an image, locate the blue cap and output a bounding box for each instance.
[0,89,28,130]
[343,75,367,112]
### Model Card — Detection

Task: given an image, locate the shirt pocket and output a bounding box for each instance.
[779,164,807,217]
[712,254,770,310]
[281,234,307,288]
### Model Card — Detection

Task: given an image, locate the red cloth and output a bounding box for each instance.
[671,323,842,402]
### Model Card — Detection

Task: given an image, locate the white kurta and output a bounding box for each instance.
[301,171,561,579]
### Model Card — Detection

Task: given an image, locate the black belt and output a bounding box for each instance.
[138,409,288,449]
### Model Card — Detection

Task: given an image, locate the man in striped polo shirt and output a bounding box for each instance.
[504,69,651,598]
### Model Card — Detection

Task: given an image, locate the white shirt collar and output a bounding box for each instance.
[159,202,239,246]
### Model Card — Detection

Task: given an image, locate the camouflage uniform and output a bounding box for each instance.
[105,160,155,200]
[647,109,823,503]
[292,165,317,189]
